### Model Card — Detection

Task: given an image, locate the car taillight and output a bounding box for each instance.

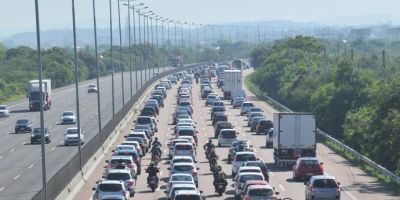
[245,196,251,200]
[122,191,126,196]
[127,164,134,169]
[310,186,315,192]
[128,180,134,187]
[192,171,197,176]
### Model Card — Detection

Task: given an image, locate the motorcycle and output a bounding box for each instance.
[148,176,159,192]
[151,153,161,165]
[216,182,226,196]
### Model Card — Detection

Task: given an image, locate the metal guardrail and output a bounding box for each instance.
[248,84,400,184]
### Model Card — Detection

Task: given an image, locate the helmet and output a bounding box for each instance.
[154,137,158,141]
[208,139,212,143]
[150,162,155,166]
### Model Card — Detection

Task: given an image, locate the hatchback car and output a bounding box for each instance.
[213,121,233,138]
[232,97,246,108]
[240,101,255,115]
[168,163,200,187]
[218,129,238,147]
[232,152,257,176]
[64,127,84,146]
[88,84,98,93]
[242,184,279,200]
[103,169,135,197]
[250,117,266,131]
[293,157,324,181]
[92,180,129,200]
[15,119,32,133]
[305,175,341,200]
[234,172,265,199]
[256,119,273,135]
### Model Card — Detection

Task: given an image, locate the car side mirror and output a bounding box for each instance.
[275,192,280,195]
[101,175,106,178]
[167,167,171,170]
[92,187,96,191]
[105,160,109,163]
[337,182,341,185]
[196,167,200,170]
[320,162,324,165]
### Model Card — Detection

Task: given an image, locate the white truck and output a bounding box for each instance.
[222,70,243,100]
[28,79,52,111]
[273,112,316,167]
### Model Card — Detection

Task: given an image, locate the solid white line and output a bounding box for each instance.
[28,164,34,169]
[343,189,357,200]
[0,187,4,192]
[278,184,286,191]
[14,175,20,180]
[22,142,26,145]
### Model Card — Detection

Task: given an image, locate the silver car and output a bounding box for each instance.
[240,101,254,115]
[103,169,135,197]
[92,180,129,200]
[60,111,76,124]
[232,97,245,108]
[0,105,10,117]
[305,175,341,200]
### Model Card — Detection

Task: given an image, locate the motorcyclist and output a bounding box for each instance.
[213,172,228,192]
[151,137,162,147]
[203,139,215,151]
[146,162,160,185]
[208,150,219,167]
[150,143,162,157]
[212,165,227,179]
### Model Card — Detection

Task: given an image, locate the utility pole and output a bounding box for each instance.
[117,0,125,106]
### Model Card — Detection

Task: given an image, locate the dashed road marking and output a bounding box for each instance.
[28,164,34,169]
[51,147,56,151]
[0,187,4,192]
[10,148,15,152]
[343,188,358,200]
[0,156,3,159]
[279,184,286,191]
[14,175,20,180]
[22,142,27,145]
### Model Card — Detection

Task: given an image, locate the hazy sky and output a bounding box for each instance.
[0,0,399,37]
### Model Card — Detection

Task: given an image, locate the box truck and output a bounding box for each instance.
[222,70,243,100]
[28,79,52,111]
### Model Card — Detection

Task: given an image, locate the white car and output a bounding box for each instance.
[217,129,238,147]
[168,163,199,187]
[240,101,255,115]
[64,127,84,146]
[235,166,263,180]
[92,180,129,200]
[164,183,197,200]
[168,138,190,159]
[166,173,195,192]
[232,152,257,177]
[174,143,195,160]
[0,105,10,118]
[170,156,194,168]
[60,111,76,124]
[234,172,265,199]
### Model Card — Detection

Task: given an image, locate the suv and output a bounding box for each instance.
[135,116,156,132]
[232,152,257,176]
[15,119,32,133]
[0,105,10,118]
[213,121,233,138]
[60,111,76,124]
[293,157,324,181]
[31,127,51,144]
[210,106,225,119]
[305,175,341,200]
[64,127,84,146]
[256,119,273,135]
[218,129,238,147]
[212,112,228,126]
[103,169,135,197]
[92,180,129,200]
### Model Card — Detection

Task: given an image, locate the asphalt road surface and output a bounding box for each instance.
[75,68,398,200]
[0,66,171,200]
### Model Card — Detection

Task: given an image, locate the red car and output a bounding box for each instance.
[293,157,323,181]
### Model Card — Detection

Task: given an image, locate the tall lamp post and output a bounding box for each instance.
[117,0,125,106]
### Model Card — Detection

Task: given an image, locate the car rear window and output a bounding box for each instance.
[111,159,132,165]
[213,107,225,112]
[221,130,236,138]
[17,119,29,124]
[248,188,273,196]
[175,144,193,150]
[236,154,257,161]
[243,103,254,107]
[301,160,319,166]
[173,159,192,164]
[171,175,192,181]
[106,173,131,181]
[313,179,337,188]
[216,116,227,121]
[115,151,138,160]
[174,165,194,171]
[240,175,264,182]
[178,130,195,136]
[175,195,201,200]
[137,117,151,124]
[99,183,122,192]
[247,162,267,171]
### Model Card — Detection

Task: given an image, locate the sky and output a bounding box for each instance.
[0,0,399,37]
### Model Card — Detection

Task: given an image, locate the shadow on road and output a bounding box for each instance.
[10,109,31,114]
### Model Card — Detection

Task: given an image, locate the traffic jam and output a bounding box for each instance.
[91,62,341,200]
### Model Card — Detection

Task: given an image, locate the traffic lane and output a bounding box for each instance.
[240,69,396,200]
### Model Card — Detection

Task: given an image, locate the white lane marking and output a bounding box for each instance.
[22,142,26,145]
[343,188,357,200]
[0,156,3,159]
[28,164,34,169]
[51,147,56,151]
[14,175,20,180]
[278,184,286,191]
[0,187,4,192]
[10,148,15,152]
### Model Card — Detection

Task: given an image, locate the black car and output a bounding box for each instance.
[212,112,228,126]
[141,106,156,117]
[256,119,273,135]
[15,119,32,133]
[210,106,225,119]
[213,121,233,138]
[31,128,51,144]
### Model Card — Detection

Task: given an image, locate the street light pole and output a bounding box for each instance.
[196,24,199,50]
[72,0,82,171]
[117,0,125,106]
[126,0,133,99]
[108,0,115,116]
[204,25,207,49]
[34,0,47,199]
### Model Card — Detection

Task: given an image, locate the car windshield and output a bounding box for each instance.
[106,173,131,181]
[173,159,192,164]
[175,195,201,200]
[221,130,236,138]
[247,162,267,170]
[137,117,151,124]
[67,129,78,134]
[98,184,122,192]
[313,179,338,188]
[236,154,257,161]
[241,175,264,182]
[171,175,193,181]
[126,137,144,143]
[248,188,274,196]
[0,106,7,110]
[63,112,74,116]
[33,128,47,135]
[110,159,132,165]
[116,146,135,151]
[174,165,194,171]
[16,119,29,124]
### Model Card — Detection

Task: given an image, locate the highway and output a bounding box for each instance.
[0,67,171,200]
[75,68,398,200]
